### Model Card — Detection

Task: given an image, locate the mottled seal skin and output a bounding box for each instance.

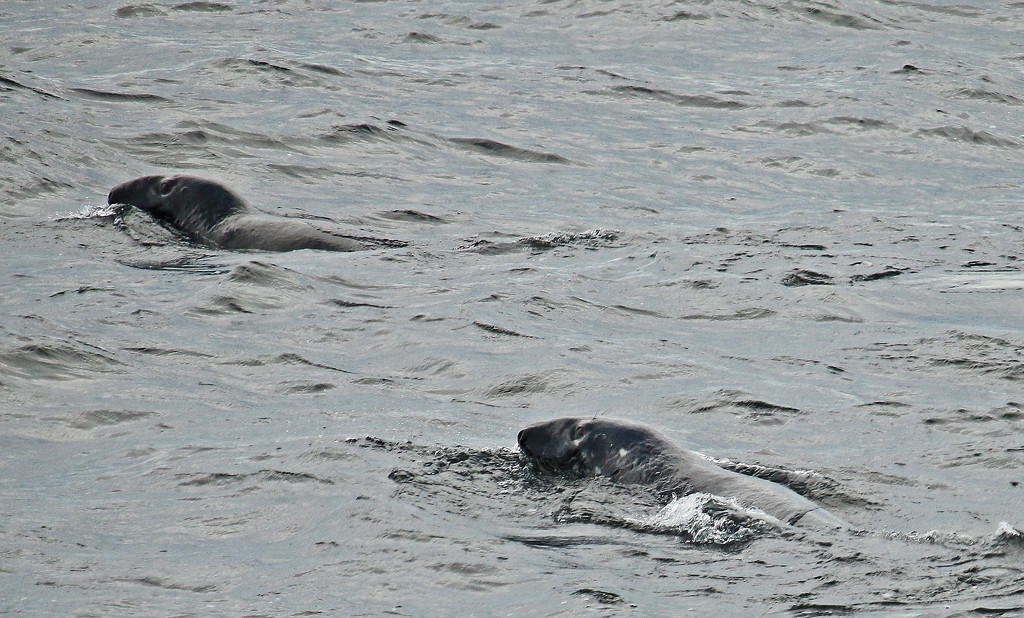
[108,175,366,252]
[518,417,847,529]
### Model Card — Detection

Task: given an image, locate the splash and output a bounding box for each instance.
[53,201,125,221]
[631,492,782,545]
[993,522,1024,549]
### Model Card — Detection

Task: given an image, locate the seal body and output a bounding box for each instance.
[108,175,366,252]
[518,417,847,529]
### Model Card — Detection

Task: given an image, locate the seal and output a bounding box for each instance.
[517,417,847,529]
[108,175,371,252]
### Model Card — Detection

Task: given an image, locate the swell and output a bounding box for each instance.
[70,88,170,103]
[449,137,571,163]
[592,85,750,110]
[0,340,125,381]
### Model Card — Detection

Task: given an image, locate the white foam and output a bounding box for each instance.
[995,521,1023,538]
[632,493,782,545]
[53,202,122,221]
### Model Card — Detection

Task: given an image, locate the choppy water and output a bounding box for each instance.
[3,0,1024,614]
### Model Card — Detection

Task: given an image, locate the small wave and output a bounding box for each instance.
[993,522,1024,548]
[416,13,501,30]
[376,209,447,224]
[929,358,1024,381]
[482,370,576,398]
[117,255,229,274]
[187,295,254,316]
[795,5,885,30]
[226,261,312,290]
[116,2,232,17]
[115,4,167,18]
[461,229,620,254]
[266,163,348,181]
[518,229,619,249]
[227,352,351,373]
[572,588,625,605]
[124,346,215,358]
[472,321,535,338]
[678,307,775,320]
[675,389,803,422]
[743,116,899,138]
[598,85,749,110]
[660,10,710,22]
[137,120,306,153]
[402,30,480,45]
[176,469,334,488]
[915,126,1021,148]
[885,528,987,547]
[0,341,125,381]
[450,137,571,163]
[7,177,75,206]
[319,123,396,143]
[781,269,835,286]
[297,62,349,77]
[0,74,63,100]
[199,57,330,89]
[70,88,170,103]
[184,261,327,314]
[68,409,155,430]
[172,1,233,12]
[849,267,906,282]
[49,285,115,298]
[609,304,669,319]
[883,522,1024,555]
[403,31,445,44]
[325,298,393,309]
[115,576,216,593]
[949,88,1023,105]
[276,381,337,394]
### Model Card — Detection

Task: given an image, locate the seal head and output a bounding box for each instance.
[109,175,245,236]
[518,417,685,488]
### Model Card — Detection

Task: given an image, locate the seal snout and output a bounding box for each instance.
[516,427,536,457]
[517,425,541,457]
[517,420,582,469]
[107,182,129,206]
[108,175,163,208]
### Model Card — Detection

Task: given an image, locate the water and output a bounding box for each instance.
[3,0,1024,614]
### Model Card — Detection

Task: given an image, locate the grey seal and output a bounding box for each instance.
[108,175,379,252]
[517,417,848,529]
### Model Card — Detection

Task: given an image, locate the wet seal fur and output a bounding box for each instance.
[108,175,379,252]
[518,417,848,529]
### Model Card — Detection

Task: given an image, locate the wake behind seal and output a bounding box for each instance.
[108,175,399,252]
[518,417,848,530]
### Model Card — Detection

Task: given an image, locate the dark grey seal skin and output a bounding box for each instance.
[108,175,368,252]
[518,417,848,530]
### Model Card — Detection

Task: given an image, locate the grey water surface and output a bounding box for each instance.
[3,0,1024,615]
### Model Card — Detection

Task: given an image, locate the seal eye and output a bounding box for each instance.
[159,178,176,195]
[573,424,587,440]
